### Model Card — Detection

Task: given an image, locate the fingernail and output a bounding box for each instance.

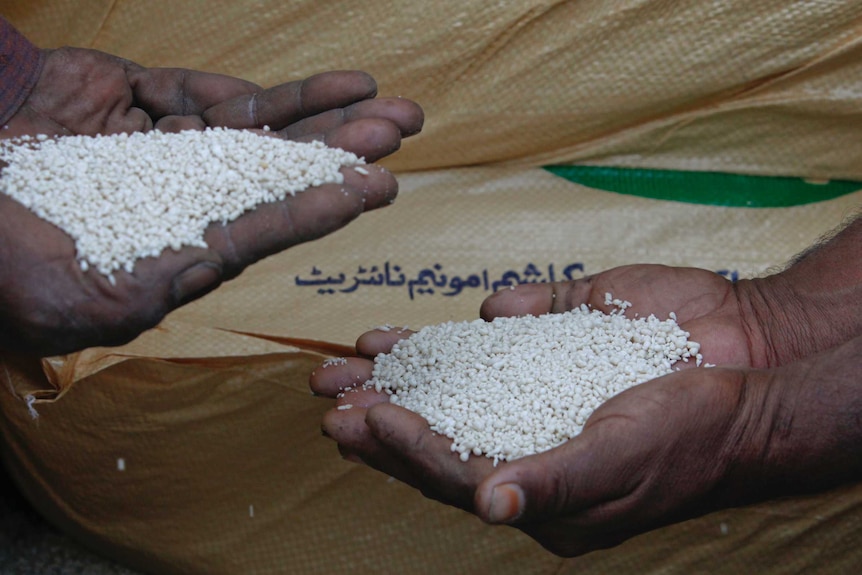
[488,483,524,524]
[171,262,222,306]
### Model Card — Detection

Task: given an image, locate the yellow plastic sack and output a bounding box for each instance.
[6,0,862,178]
[2,1,862,573]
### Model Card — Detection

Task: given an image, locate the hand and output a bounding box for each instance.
[0,47,423,356]
[312,266,862,556]
[312,265,756,542]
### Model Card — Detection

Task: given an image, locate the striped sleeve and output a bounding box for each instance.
[0,18,44,126]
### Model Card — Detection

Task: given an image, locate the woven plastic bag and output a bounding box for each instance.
[2,1,862,573]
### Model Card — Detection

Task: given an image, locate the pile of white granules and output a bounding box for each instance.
[0,128,363,277]
[365,297,702,464]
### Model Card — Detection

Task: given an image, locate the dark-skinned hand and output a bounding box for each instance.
[311,255,862,557]
[0,46,423,356]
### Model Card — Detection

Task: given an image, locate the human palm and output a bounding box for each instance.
[479,264,758,368]
[310,264,775,553]
[0,47,423,356]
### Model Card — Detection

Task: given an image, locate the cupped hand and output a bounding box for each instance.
[0,47,423,356]
[316,332,862,557]
[316,342,764,556]
[310,265,783,554]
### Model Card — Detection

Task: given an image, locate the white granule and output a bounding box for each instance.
[322,357,348,368]
[366,302,701,464]
[0,128,363,275]
[24,394,39,420]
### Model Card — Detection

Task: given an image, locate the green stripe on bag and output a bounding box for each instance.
[544,166,862,207]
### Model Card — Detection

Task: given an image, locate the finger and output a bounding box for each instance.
[322,404,426,486]
[203,183,362,279]
[310,357,375,397]
[365,402,497,511]
[109,106,153,134]
[339,387,391,410]
[153,115,207,133]
[479,281,592,320]
[322,403,380,456]
[340,163,399,211]
[280,97,425,141]
[203,165,397,279]
[355,327,415,357]
[128,67,260,119]
[201,71,378,131]
[287,117,405,163]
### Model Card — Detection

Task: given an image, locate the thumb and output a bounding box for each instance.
[474,455,564,526]
[473,436,624,526]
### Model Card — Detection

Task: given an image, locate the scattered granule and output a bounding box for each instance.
[365,301,701,464]
[322,357,349,368]
[24,395,39,420]
[0,128,363,276]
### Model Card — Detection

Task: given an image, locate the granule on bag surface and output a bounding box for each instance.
[0,128,363,277]
[365,299,702,464]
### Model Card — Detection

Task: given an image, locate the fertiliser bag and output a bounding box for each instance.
[2,1,862,574]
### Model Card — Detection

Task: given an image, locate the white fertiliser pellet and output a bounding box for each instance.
[0,128,363,276]
[364,301,702,464]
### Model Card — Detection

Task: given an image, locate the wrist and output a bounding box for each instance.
[722,336,862,502]
[733,274,837,367]
[734,217,862,367]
